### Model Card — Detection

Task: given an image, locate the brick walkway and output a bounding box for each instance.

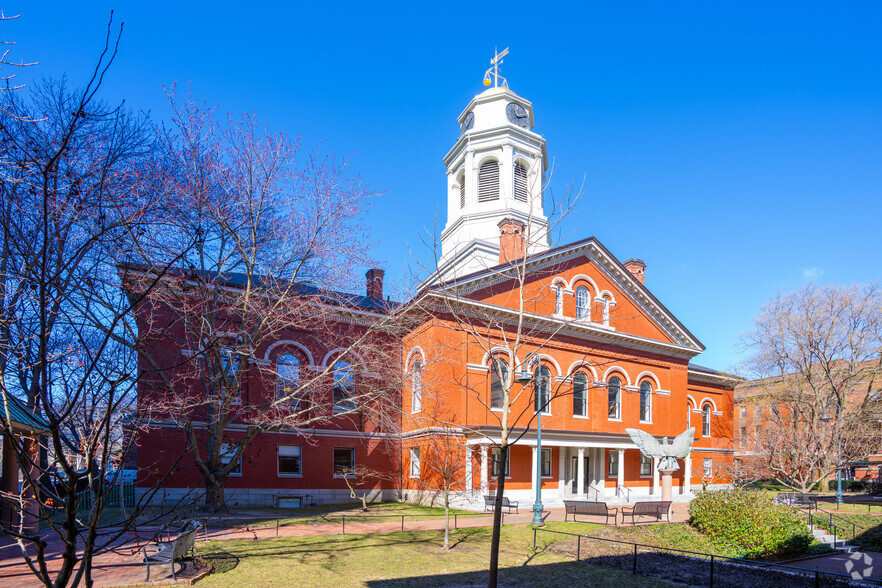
[0,502,693,587]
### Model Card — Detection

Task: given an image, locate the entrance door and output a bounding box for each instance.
[570,456,590,494]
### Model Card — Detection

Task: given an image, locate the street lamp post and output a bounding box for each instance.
[820,402,843,507]
[516,361,546,526]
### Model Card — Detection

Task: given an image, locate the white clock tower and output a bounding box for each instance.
[435,56,550,282]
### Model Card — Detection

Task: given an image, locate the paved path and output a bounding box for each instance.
[786,551,882,581]
[0,503,694,587]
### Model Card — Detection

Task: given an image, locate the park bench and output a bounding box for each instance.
[142,520,200,581]
[563,500,618,525]
[775,492,818,508]
[621,501,672,525]
[483,494,519,514]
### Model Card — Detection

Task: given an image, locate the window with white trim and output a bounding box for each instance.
[458,170,466,208]
[277,353,301,408]
[411,359,422,413]
[409,447,420,478]
[541,448,552,477]
[608,376,621,419]
[640,453,652,476]
[573,371,588,417]
[491,447,510,477]
[478,160,500,202]
[576,286,590,319]
[703,458,713,478]
[333,447,355,476]
[740,406,747,418]
[333,361,355,411]
[601,296,611,325]
[278,445,302,476]
[534,365,551,414]
[221,443,242,476]
[608,450,619,476]
[554,286,563,315]
[686,402,692,429]
[702,404,711,437]
[639,381,652,422]
[220,347,242,404]
[490,359,507,410]
[514,161,528,202]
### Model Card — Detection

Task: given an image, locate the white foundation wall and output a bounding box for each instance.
[135,486,399,508]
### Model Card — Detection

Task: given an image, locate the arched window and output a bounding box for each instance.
[608,376,621,419]
[573,371,588,417]
[457,170,466,208]
[534,365,551,414]
[576,286,590,319]
[686,402,693,429]
[702,403,711,437]
[411,359,422,413]
[277,353,301,406]
[333,361,354,411]
[639,380,652,422]
[490,359,507,410]
[478,160,500,202]
[554,286,563,315]
[601,295,612,325]
[514,161,528,202]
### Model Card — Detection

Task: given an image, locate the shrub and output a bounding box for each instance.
[688,489,812,558]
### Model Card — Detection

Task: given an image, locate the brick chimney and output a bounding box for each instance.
[623,259,646,285]
[365,268,384,299]
[498,218,527,264]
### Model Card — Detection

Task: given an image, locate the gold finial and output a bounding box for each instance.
[483,47,509,88]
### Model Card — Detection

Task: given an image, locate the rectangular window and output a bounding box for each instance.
[491,447,510,478]
[608,451,619,477]
[640,454,652,476]
[333,447,355,476]
[573,373,587,417]
[278,445,302,476]
[221,347,242,405]
[490,361,507,410]
[740,427,747,449]
[541,448,552,477]
[409,447,420,478]
[755,405,762,416]
[703,458,713,478]
[740,406,747,418]
[220,443,242,476]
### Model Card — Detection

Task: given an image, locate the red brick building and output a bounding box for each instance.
[134,81,737,508]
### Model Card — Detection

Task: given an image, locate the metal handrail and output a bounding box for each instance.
[812,505,864,542]
[616,485,631,502]
[531,527,882,586]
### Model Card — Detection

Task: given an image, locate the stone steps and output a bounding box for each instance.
[809,525,858,552]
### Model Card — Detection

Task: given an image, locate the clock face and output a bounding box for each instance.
[506,102,529,128]
[460,111,475,136]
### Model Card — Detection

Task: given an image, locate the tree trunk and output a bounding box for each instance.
[203,479,226,512]
[443,491,450,551]
[488,445,508,588]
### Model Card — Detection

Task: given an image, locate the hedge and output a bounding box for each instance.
[688,489,812,558]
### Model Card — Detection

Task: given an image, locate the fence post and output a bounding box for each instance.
[632,543,637,574]
[454,515,457,530]
[401,515,404,532]
[709,554,714,588]
[815,570,820,588]
[276,518,279,538]
[533,527,537,550]
[342,515,345,535]
[576,537,581,562]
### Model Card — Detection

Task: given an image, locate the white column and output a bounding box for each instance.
[652,457,660,496]
[465,446,473,494]
[596,448,606,497]
[684,453,692,494]
[577,448,586,497]
[480,445,489,494]
[531,446,538,497]
[558,447,567,494]
[616,449,625,492]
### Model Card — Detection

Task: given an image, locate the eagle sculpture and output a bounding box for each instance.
[625,427,696,471]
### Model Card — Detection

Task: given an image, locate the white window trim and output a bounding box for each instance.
[332,447,356,478]
[277,445,303,478]
[573,414,590,420]
[409,448,421,479]
[608,417,623,423]
[540,448,553,478]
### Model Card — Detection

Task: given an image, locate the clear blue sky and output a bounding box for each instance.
[7,2,881,373]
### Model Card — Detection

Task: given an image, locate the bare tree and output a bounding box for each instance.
[0,15,196,586]
[740,282,882,492]
[128,90,408,511]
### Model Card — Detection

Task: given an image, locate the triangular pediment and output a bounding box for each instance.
[427,237,704,355]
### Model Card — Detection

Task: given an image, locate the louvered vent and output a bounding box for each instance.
[458,173,465,208]
[478,161,500,202]
[514,162,528,202]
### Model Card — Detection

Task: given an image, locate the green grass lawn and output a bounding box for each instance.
[194,523,675,588]
[230,501,479,529]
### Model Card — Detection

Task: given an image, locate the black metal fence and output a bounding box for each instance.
[533,527,882,587]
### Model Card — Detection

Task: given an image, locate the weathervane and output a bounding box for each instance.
[483,47,509,89]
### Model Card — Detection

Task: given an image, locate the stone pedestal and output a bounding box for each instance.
[659,467,678,502]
